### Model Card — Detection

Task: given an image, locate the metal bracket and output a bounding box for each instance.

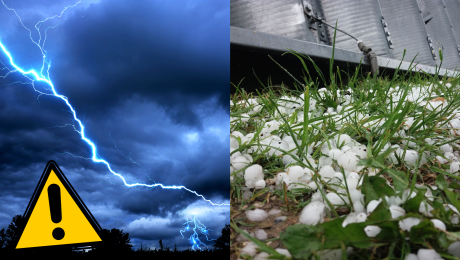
[303,1,328,43]
[427,35,437,60]
[381,18,393,49]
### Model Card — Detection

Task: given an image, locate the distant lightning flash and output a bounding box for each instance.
[180,214,215,251]
[0,1,229,206]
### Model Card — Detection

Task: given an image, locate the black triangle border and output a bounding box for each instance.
[15,160,103,250]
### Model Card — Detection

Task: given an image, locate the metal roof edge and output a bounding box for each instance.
[231,26,459,77]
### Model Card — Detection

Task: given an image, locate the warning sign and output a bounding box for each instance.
[16,161,103,249]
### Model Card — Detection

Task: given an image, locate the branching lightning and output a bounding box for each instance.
[180,214,215,251]
[0,1,229,206]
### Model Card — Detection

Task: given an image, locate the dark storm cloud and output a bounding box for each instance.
[0,0,229,250]
[47,0,230,128]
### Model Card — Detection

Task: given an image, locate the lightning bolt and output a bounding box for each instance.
[0,1,229,206]
[180,214,215,251]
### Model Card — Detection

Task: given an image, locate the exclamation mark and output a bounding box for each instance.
[48,184,65,240]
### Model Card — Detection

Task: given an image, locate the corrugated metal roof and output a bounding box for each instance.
[424,0,460,69]
[318,0,393,58]
[378,0,436,66]
[443,0,460,48]
[230,0,317,43]
[230,0,460,75]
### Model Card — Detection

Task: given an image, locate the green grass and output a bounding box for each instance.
[230,46,460,259]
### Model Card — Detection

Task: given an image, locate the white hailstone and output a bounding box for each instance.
[276,179,291,191]
[254,252,269,260]
[326,192,347,206]
[282,155,296,166]
[319,155,333,166]
[287,166,305,181]
[337,105,343,113]
[303,157,317,169]
[283,135,298,146]
[419,201,434,217]
[367,199,382,214]
[436,155,448,164]
[268,209,282,215]
[441,144,453,153]
[265,120,281,133]
[335,134,352,148]
[267,140,289,157]
[334,172,344,181]
[276,172,288,187]
[342,212,358,228]
[345,177,359,191]
[252,104,262,114]
[446,204,460,220]
[417,249,442,260]
[337,151,360,171]
[232,156,250,171]
[403,150,419,167]
[235,230,254,242]
[315,249,343,260]
[403,117,415,130]
[244,164,264,188]
[389,205,406,219]
[275,248,292,258]
[243,154,253,163]
[452,214,459,224]
[319,165,335,179]
[430,219,446,230]
[424,189,435,201]
[347,171,360,179]
[448,241,460,257]
[246,209,269,222]
[356,212,367,222]
[352,145,368,159]
[450,161,460,174]
[230,136,240,149]
[308,181,318,190]
[354,200,366,213]
[299,171,313,182]
[230,149,243,162]
[405,253,419,260]
[299,201,326,225]
[245,133,255,142]
[240,113,250,123]
[230,100,234,106]
[402,189,417,201]
[385,195,404,206]
[364,226,381,238]
[399,217,421,231]
[341,145,352,152]
[241,241,258,257]
[311,190,324,202]
[231,131,247,144]
[445,152,457,162]
[425,138,435,145]
[254,229,267,240]
[254,179,266,189]
[329,149,344,160]
[243,191,253,201]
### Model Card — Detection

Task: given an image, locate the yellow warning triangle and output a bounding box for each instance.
[16,161,102,249]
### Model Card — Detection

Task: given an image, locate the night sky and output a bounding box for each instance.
[0,0,229,250]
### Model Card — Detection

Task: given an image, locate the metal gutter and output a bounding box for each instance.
[231,26,459,77]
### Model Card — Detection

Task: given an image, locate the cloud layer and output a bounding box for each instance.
[0,0,229,250]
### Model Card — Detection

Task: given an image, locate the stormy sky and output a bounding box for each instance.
[0,0,229,250]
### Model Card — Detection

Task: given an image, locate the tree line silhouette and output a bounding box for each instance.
[0,215,229,258]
